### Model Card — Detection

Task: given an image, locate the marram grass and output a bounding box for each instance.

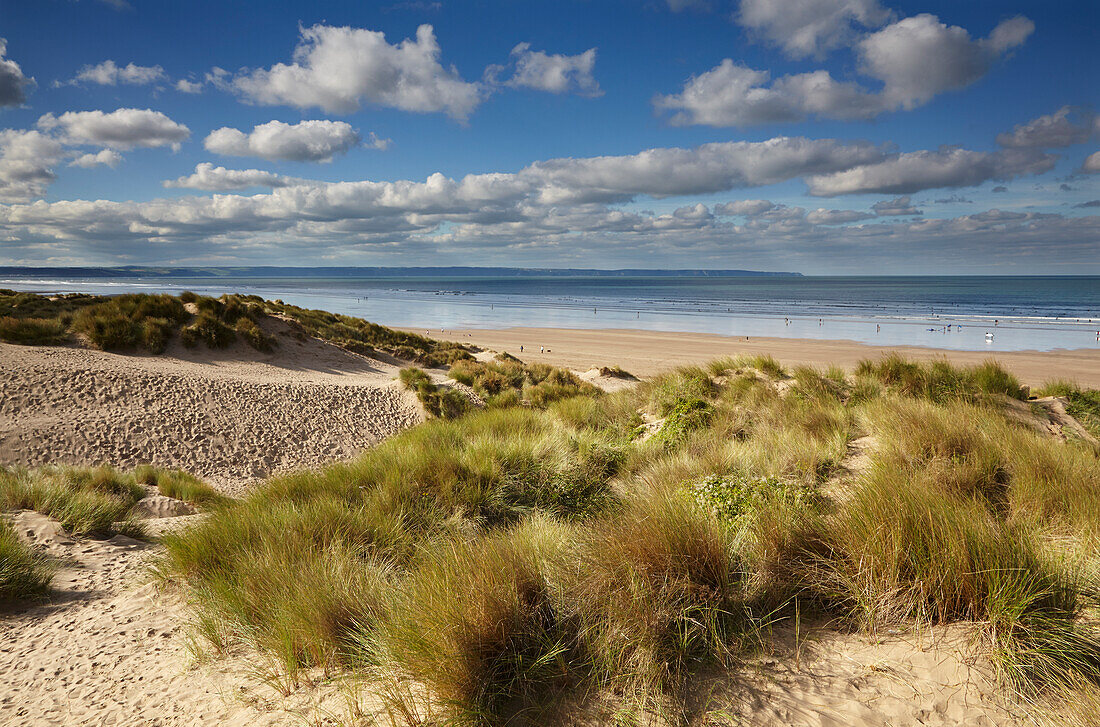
[156,354,1100,724]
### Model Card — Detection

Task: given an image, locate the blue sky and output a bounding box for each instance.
[0,0,1097,273]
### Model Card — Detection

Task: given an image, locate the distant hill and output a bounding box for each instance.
[0,266,802,279]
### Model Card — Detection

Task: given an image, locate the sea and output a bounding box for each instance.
[3,273,1099,353]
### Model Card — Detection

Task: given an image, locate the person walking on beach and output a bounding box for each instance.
[540,346,544,353]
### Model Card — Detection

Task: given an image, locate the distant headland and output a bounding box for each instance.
[0,266,802,279]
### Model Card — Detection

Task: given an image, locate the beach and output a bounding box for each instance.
[436,326,1100,388]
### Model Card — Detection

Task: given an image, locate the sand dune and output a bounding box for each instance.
[0,334,423,495]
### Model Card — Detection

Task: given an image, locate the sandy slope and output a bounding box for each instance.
[0,511,346,727]
[0,332,422,495]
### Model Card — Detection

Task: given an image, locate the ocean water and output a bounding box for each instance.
[3,274,1100,353]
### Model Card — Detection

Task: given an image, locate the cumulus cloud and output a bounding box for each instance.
[806,147,1056,196]
[872,196,921,215]
[996,106,1095,149]
[859,14,1033,110]
[0,39,33,107]
[37,108,190,151]
[655,61,881,126]
[737,0,892,59]
[1082,151,1100,174]
[164,163,304,191]
[69,60,166,86]
[658,13,1035,127]
[231,24,482,120]
[992,185,1008,193]
[487,43,601,96]
[714,199,776,216]
[175,79,203,94]
[204,120,364,163]
[69,149,123,168]
[806,208,874,224]
[0,130,65,202]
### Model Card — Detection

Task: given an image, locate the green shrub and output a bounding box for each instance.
[182,311,235,349]
[235,317,276,352]
[0,316,68,345]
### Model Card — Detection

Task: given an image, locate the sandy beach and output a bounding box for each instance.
[435,327,1100,388]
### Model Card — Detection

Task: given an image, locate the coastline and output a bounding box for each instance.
[428,326,1100,387]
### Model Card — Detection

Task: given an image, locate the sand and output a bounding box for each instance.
[435,327,1100,388]
[0,329,423,495]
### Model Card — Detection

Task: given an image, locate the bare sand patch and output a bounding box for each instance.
[0,337,423,495]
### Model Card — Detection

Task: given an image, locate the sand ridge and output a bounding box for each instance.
[0,337,424,495]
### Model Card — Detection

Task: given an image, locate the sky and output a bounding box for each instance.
[0,0,1097,274]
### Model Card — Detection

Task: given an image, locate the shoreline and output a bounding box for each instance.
[425,326,1100,387]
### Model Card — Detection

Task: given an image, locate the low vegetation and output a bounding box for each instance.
[155,352,1100,723]
[1040,380,1100,440]
[0,519,53,601]
[0,290,472,364]
[0,464,223,539]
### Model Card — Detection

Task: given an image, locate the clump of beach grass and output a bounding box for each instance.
[132,465,230,508]
[0,518,53,600]
[855,353,1025,403]
[0,466,146,537]
[0,316,68,345]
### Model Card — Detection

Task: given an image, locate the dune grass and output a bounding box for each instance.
[0,464,222,538]
[0,519,53,601]
[1040,380,1100,440]
[157,354,1100,723]
[0,290,474,364]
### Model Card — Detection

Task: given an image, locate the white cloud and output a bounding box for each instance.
[521,136,886,203]
[872,196,921,215]
[175,79,203,94]
[858,14,1034,110]
[0,130,65,202]
[714,199,776,216]
[658,13,1035,127]
[70,60,166,86]
[655,61,882,126]
[488,43,601,97]
[204,120,364,163]
[364,132,392,151]
[37,108,190,151]
[996,106,1095,149]
[164,163,304,190]
[69,149,123,169]
[806,208,875,224]
[737,0,892,59]
[0,135,1076,268]
[1083,151,1100,174]
[806,147,1056,196]
[0,39,33,107]
[231,24,482,120]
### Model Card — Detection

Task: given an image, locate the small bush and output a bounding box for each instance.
[0,316,68,345]
[0,519,53,600]
[235,317,276,353]
[182,311,235,349]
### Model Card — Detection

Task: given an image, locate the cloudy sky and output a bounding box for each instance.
[1,0,1097,273]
